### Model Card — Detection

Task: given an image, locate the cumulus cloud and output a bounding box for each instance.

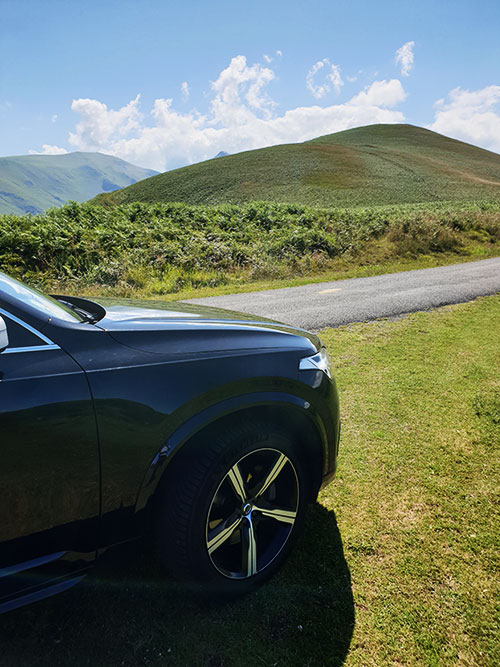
[263,54,272,64]
[42,56,406,171]
[29,144,68,155]
[68,94,142,151]
[349,79,407,107]
[306,59,343,99]
[395,41,415,77]
[51,114,58,123]
[276,50,282,57]
[181,81,190,101]
[429,85,500,153]
[209,55,276,127]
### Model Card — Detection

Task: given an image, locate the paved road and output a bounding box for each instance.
[184,257,500,330]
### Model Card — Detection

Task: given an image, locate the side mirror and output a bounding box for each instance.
[0,315,9,353]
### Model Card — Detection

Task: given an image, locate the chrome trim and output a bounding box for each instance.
[0,551,65,579]
[299,348,331,378]
[0,306,60,354]
[299,357,320,371]
[0,574,86,615]
[2,344,60,354]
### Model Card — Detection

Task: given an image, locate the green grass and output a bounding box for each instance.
[0,152,157,215]
[1,296,498,666]
[93,124,500,208]
[2,199,499,300]
[79,245,500,302]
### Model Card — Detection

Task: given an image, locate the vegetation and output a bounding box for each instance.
[0,152,157,216]
[1,199,499,298]
[93,124,500,208]
[1,295,498,666]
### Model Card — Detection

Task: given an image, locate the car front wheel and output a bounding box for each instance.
[155,420,310,593]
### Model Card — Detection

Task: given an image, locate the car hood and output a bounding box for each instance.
[92,297,320,356]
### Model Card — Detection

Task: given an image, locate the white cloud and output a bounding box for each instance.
[306,58,343,99]
[263,54,272,64]
[181,81,190,101]
[29,144,68,155]
[395,41,415,77]
[43,56,406,171]
[51,114,58,123]
[349,79,407,107]
[276,50,282,57]
[68,94,142,151]
[428,85,500,153]
[210,55,276,125]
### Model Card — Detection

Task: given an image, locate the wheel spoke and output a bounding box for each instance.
[207,448,299,579]
[227,463,247,503]
[253,504,296,525]
[241,518,257,577]
[207,514,242,555]
[256,453,288,498]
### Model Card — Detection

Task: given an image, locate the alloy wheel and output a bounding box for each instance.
[205,448,299,579]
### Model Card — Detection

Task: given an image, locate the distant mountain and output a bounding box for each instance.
[0,152,158,215]
[93,124,500,208]
[214,151,229,158]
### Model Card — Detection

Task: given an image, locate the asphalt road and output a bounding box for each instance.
[184,257,500,330]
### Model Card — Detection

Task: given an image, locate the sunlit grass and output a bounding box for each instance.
[78,242,499,302]
[93,124,500,209]
[320,295,500,665]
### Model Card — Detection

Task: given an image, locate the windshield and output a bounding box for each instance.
[0,271,84,322]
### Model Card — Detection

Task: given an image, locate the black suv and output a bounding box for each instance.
[0,270,340,612]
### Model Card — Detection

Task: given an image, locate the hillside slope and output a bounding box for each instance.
[0,152,157,214]
[93,124,500,208]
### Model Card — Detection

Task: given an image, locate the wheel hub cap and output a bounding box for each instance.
[242,503,253,516]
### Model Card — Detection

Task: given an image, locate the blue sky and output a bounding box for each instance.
[1,0,499,170]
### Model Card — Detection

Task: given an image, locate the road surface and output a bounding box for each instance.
[184,257,500,329]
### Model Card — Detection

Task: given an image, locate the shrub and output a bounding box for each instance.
[0,199,498,293]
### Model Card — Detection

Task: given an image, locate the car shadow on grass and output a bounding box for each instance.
[0,503,354,667]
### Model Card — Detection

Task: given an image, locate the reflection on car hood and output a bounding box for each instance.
[93,297,320,355]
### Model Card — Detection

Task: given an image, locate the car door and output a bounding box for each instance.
[0,306,100,605]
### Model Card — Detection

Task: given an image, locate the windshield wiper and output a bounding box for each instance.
[56,299,99,324]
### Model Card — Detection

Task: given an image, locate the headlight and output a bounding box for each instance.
[299,347,331,378]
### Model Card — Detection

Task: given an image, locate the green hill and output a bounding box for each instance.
[0,152,157,215]
[93,124,500,208]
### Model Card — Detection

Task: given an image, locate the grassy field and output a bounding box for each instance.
[1,199,499,299]
[1,295,498,666]
[93,124,500,209]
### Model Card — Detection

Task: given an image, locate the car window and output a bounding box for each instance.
[0,271,83,323]
[2,315,46,349]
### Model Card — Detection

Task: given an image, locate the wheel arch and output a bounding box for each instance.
[134,392,328,523]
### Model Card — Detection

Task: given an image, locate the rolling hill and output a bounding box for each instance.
[0,152,157,215]
[93,124,500,208]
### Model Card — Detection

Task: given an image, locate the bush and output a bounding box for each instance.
[0,199,498,293]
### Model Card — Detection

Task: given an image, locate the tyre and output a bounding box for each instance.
[155,420,311,594]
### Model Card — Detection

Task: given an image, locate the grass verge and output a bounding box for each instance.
[80,244,499,302]
[0,296,498,666]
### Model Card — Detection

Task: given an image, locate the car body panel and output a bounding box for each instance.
[0,283,340,613]
[0,321,99,607]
